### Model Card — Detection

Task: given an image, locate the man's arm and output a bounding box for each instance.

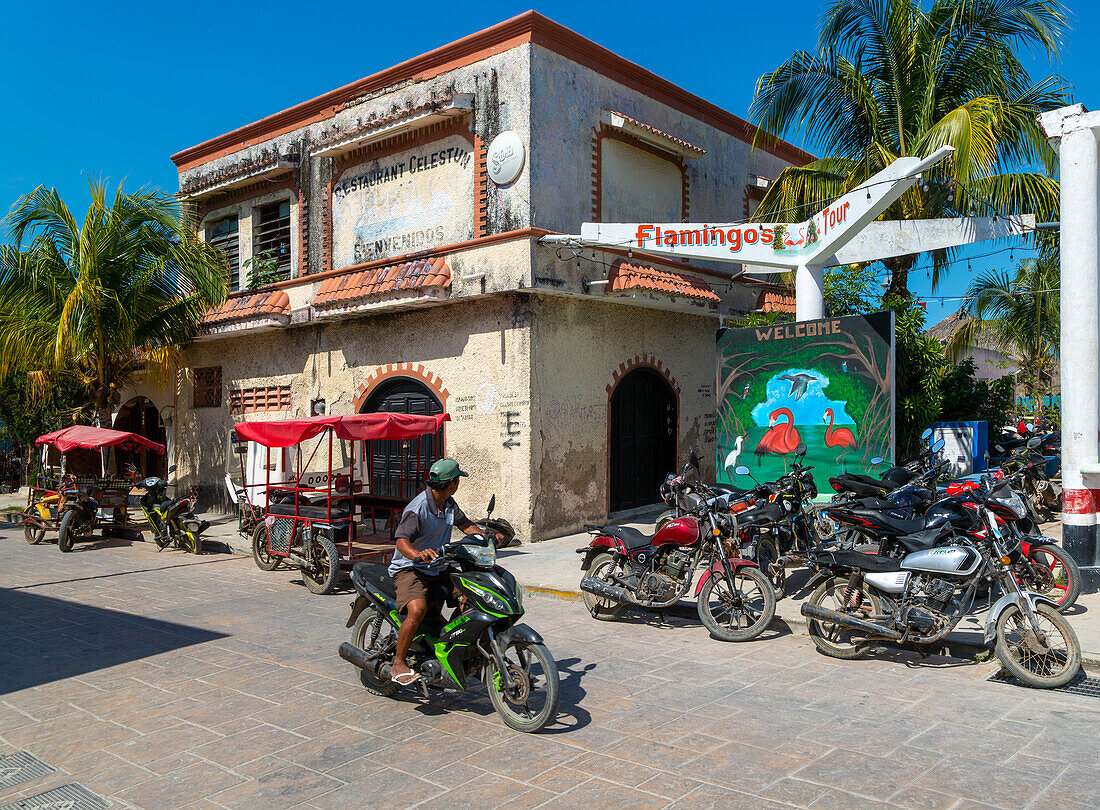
[394,511,437,563]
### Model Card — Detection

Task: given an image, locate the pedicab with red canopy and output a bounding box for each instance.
[25,425,166,551]
[234,411,450,595]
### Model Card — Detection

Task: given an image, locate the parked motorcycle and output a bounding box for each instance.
[802,477,1081,688]
[135,465,210,554]
[339,501,559,733]
[577,451,776,642]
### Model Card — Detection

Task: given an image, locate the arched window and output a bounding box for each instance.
[113,397,167,477]
[361,378,444,500]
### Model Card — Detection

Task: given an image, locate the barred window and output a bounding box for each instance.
[229,385,291,415]
[207,216,240,292]
[253,200,292,280]
[193,366,223,409]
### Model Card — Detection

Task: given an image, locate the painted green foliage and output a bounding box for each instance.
[715,312,894,494]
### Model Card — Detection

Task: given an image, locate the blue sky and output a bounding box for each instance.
[2,0,1095,325]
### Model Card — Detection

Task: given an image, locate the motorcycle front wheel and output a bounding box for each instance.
[58,510,85,553]
[302,533,340,595]
[995,601,1081,688]
[697,566,776,642]
[486,639,559,733]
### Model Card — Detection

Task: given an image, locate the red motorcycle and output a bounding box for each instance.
[577,452,776,642]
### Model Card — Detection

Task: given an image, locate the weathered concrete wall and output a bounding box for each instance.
[529,293,719,538]
[600,138,682,223]
[181,44,534,278]
[174,294,536,537]
[529,44,797,275]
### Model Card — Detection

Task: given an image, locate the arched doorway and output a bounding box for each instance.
[113,397,167,477]
[361,378,444,500]
[609,367,677,512]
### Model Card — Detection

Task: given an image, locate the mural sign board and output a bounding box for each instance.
[331,134,475,268]
[715,311,895,495]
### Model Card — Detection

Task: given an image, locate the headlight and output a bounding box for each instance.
[1004,490,1026,519]
[466,541,497,567]
[466,582,508,612]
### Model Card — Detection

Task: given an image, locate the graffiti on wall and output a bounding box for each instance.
[715,312,895,493]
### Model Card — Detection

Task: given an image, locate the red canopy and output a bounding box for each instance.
[233,412,450,448]
[36,426,166,454]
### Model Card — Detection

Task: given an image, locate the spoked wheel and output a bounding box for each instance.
[252,523,280,571]
[697,566,776,642]
[995,602,1081,688]
[23,516,46,545]
[805,575,885,659]
[350,607,398,697]
[302,533,340,595]
[580,552,628,621]
[486,639,560,733]
[1019,545,1080,611]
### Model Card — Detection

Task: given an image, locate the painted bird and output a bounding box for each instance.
[755,409,801,470]
[780,373,817,401]
[823,408,858,472]
[723,435,744,470]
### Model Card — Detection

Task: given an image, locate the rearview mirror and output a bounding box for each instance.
[1026,437,1041,449]
[734,466,751,476]
[921,428,933,441]
[795,443,807,457]
[994,444,1005,454]
[168,465,177,474]
[1027,422,1036,432]
[689,450,700,470]
[870,457,884,465]
[487,494,496,516]
[931,439,945,453]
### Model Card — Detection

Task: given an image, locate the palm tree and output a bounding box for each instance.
[0,181,227,428]
[750,0,1068,296]
[944,252,1058,420]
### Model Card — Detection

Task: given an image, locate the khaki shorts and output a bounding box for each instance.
[393,568,460,613]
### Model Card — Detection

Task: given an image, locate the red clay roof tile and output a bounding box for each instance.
[607,111,706,156]
[201,289,291,328]
[312,258,451,308]
[607,260,720,303]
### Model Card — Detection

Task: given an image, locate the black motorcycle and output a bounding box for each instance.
[339,499,559,733]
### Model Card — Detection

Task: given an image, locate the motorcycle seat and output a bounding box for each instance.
[352,561,397,599]
[845,509,926,536]
[896,526,947,553]
[816,549,903,572]
[604,526,651,549]
[266,502,350,521]
[712,483,750,496]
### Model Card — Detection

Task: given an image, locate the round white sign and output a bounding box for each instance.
[487,131,525,186]
[476,382,499,414]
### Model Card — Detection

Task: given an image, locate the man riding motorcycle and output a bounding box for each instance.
[389,458,500,686]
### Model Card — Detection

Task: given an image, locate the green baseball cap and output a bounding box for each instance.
[428,458,468,484]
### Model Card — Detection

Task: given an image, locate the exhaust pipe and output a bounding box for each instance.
[580,575,631,604]
[338,642,388,671]
[800,602,902,640]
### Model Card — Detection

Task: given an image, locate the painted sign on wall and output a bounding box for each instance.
[331,134,475,268]
[715,311,895,494]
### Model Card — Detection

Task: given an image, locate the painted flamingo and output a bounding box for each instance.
[823,408,858,472]
[755,408,801,468]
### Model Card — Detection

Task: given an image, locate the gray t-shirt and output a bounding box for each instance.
[388,488,468,577]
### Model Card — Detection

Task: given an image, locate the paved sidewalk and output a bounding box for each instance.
[2,525,1099,809]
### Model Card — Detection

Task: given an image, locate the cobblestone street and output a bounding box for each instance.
[1,531,1099,809]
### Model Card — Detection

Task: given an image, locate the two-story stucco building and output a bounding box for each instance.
[123,11,807,541]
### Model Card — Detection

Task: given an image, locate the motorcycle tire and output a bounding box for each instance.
[805,575,885,660]
[580,552,628,621]
[995,601,1081,689]
[302,533,340,595]
[486,639,560,733]
[697,566,776,642]
[1023,545,1081,612]
[58,510,82,553]
[251,523,281,571]
[24,517,46,545]
[754,538,783,591]
[350,608,398,697]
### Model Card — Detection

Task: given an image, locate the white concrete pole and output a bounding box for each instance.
[1041,104,1100,588]
[795,263,825,321]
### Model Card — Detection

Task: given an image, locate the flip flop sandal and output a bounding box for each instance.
[391,670,421,686]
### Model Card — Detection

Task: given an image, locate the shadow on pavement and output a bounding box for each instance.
[0,588,228,693]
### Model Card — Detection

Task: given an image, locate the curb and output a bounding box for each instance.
[518,584,1100,674]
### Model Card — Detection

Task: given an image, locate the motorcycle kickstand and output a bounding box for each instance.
[417,681,430,700]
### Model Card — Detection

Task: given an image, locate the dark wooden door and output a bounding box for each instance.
[609,368,677,512]
[361,379,443,500]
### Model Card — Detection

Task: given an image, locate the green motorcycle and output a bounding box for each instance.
[136,466,208,553]
[339,511,559,733]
